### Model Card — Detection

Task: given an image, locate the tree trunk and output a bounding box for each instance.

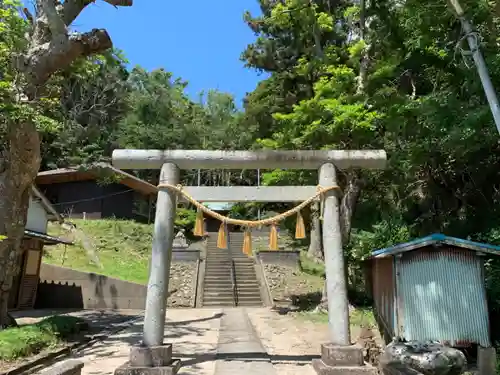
[0,121,41,327]
[0,0,132,329]
[307,200,323,262]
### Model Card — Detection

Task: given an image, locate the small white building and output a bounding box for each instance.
[8,186,72,311]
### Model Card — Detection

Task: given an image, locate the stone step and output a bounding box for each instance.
[233,284,260,289]
[237,302,264,307]
[204,269,232,273]
[234,276,259,280]
[202,302,235,307]
[203,284,233,289]
[204,289,237,295]
[236,300,263,305]
[234,275,258,279]
[234,284,259,289]
[235,293,261,299]
[203,297,236,304]
[236,299,264,306]
[205,282,259,288]
[234,267,257,271]
[203,292,235,298]
[236,296,263,302]
[204,281,233,285]
[205,267,232,275]
[203,279,233,283]
[204,289,234,294]
[233,274,258,279]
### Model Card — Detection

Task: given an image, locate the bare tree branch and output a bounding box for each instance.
[62,0,132,26]
[103,0,132,6]
[40,0,67,36]
[62,0,94,26]
[23,8,34,24]
[21,29,112,89]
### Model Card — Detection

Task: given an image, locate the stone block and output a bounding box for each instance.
[313,343,378,375]
[39,360,84,375]
[478,346,496,375]
[114,360,181,375]
[320,343,365,366]
[129,344,173,367]
[312,359,378,375]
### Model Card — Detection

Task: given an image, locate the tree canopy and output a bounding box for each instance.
[3,0,500,327]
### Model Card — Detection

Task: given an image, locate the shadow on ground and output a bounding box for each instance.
[71,311,226,375]
[275,287,374,315]
[11,308,144,334]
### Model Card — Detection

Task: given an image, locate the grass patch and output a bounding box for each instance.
[45,219,153,284]
[296,307,376,329]
[299,251,325,277]
[0,316,85,361]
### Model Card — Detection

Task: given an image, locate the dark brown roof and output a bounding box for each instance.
[36,163,158,196]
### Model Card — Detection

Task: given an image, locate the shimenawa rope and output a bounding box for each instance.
[157,183,340,227]
[157,183,341,253]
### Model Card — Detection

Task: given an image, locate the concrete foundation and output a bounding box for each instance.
[478,346,496,375]
[114,344,181,375]
[313,344,377,375]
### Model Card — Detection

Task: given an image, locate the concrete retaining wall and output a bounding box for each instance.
[37,249,201,310]
[37,264,147,310]
[257,251,300,268]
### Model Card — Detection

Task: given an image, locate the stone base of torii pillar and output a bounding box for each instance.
[114,345,181,375]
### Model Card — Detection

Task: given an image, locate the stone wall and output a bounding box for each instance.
[167,259,198,308]
[257,250,300,267]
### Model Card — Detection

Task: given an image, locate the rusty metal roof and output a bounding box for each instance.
[370,233,500,259]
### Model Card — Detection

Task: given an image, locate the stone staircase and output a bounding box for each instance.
[202,232,264,307]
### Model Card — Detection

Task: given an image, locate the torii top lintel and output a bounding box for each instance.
[112,149,387,170]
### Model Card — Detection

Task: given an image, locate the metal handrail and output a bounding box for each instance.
[230,258,238,307]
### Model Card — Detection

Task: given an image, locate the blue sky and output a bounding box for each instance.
[71,0,267,105]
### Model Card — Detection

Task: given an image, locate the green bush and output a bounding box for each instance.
[0,316,85,360]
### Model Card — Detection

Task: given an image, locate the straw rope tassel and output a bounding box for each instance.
[295,210,306,239]
[217,222,228,249]
[242,229,252,256]
[193,207,204,237]
[269,224,278,251]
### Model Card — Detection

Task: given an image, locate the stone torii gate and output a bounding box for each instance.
[112,149,387,375]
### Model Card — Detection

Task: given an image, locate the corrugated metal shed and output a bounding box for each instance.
[371,257,396,339]
[367,234,499,347]
[371,233,500,258]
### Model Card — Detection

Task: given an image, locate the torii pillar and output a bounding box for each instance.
[111,149,387,375]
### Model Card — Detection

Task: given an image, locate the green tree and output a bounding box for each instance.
[0,0,132,328]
